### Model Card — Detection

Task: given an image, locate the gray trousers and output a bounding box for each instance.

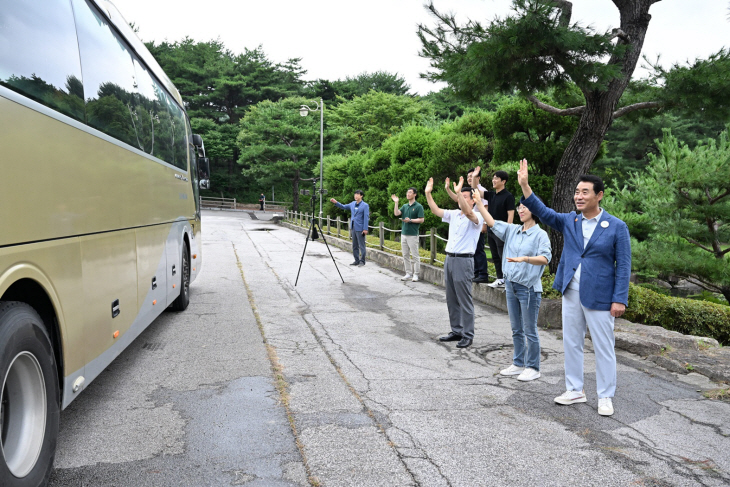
[444,255,475,339]
[352,230,366,263]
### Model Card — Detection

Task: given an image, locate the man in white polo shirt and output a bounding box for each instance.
[425,176,484,349]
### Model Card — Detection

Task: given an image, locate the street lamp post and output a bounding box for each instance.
[299,98,324,222]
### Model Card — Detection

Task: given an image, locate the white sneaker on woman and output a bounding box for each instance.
[517,367,541,381]
[500,364,524,376]
[400,274,412,281]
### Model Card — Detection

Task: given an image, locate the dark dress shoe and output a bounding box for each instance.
[472,276,489,283]
[456,337,473,348]
[439,332,462,342]
[350,261,360,265]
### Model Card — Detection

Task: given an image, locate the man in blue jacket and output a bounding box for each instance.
[331,191,370,266]
[517,159,631,417]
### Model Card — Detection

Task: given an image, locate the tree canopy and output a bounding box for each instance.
[418,0,730,269]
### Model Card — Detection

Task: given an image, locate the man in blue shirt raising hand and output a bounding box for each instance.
[331,190,370,266]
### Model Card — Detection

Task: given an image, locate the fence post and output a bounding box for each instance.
[379,222,385,250]
[347,218,351,239]
[233,198,236,210]
[337,217,341,238]
[430,228,436,264]
[327,216,331,235]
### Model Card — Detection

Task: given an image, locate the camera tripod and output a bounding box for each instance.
[295,179,344,286]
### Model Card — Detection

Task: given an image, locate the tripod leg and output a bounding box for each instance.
[295,220,315,286]
[315,221,345,283]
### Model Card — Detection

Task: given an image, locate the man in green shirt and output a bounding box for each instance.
[391,187,425,282]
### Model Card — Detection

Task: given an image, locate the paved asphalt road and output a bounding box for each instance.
[50,210,730,486]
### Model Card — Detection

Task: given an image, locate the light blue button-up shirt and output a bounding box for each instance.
[568,208,603,291]
[491,221,552,292]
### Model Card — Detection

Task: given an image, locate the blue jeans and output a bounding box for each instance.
[504,280,542,370]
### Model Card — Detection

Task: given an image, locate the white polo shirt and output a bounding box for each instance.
[443,209,484,254]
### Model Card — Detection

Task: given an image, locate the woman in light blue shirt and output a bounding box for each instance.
[473,188,552,382]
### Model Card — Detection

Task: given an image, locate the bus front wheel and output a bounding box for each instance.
[171,242,190,312]
[0,301,59,487]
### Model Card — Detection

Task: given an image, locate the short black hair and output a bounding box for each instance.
[577,175,604,194]
[461,185,474,195]
[519,194,543,225]
[354,190,364,197]
[408,187,418,195]
[494,170,508,182]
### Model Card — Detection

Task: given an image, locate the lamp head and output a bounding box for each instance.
[299,106,309,117]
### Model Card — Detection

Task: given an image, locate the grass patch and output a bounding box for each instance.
[702,388,730,401]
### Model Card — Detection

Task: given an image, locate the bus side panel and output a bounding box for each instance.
[190,219,202,284]
[63,222,188,407]
[136,224,170,322]
[79,231,138,362]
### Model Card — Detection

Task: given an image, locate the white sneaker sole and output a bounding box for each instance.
[517,372,541,381]
[500,368,524,376]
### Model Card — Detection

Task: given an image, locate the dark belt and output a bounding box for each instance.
[446,252,473,258]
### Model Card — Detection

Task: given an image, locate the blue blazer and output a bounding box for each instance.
[334,201,369,232]
[522,193,631,310]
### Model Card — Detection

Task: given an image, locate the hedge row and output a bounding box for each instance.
[624,284,730,345]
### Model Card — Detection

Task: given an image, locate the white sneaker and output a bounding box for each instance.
[517,367,541,381]
[500,364,524,376]
[554,390,587,405]
[412,275,419,282]
[488,279,505,288]
[400,274,413,281]
[598,397,614,416]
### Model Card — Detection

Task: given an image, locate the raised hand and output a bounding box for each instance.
[517,158,529,187]
[330,198,337,204]
[391,194,399,203]
[425,178,434,194]
[444,177,450,191]
[472,189,484,207]
[472,166,481,180]
[453,176,464,193]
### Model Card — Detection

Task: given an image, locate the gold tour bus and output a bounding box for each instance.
[0,0,210,484]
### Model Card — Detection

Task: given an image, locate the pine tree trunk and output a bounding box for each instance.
[547,0,653,273]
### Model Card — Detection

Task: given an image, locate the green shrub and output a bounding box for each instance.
[625,284,730,345]
[636,282,671,296]
[687,290,729,307]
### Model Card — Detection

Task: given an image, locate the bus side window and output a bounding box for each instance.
[0,0,85,122]
[71,0,139,148]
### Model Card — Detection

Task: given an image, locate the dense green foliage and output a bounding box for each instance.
[625,284,730,345]
[605,128,730,303]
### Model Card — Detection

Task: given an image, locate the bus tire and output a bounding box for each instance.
[0,301,59,487]
[170,242,190,312]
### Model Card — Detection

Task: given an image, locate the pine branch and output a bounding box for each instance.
[684,237,714,254]
[526,95,584,117]
[612,101,663,119]
[708,188,730,205]
[610,28,630,43]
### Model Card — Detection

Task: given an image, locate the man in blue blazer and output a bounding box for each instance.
[517,159,631,417]
[331,190,370,266]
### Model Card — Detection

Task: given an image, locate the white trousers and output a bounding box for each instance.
[561,288,617,398]
[401,235,420,276]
